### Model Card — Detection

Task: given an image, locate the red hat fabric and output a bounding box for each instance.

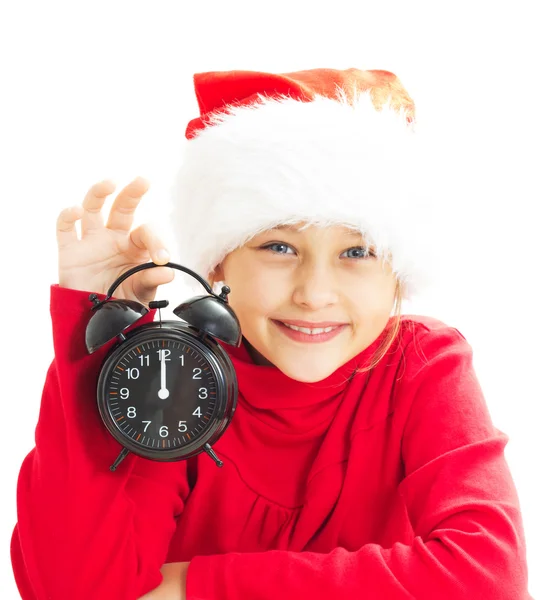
[185,68,415,139]
[169,67,435,301]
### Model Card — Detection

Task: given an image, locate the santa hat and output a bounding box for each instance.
[169,68,437,301]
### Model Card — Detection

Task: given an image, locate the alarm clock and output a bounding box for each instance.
[85,261,241,472]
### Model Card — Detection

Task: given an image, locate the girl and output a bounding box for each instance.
[11,68,532,599]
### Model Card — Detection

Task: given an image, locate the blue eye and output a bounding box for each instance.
[342,247,376,259]
[262,243,295,254]
[261,243,375,259]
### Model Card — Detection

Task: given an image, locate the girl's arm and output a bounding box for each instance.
[11,285,190,600]
[172,327,531,600]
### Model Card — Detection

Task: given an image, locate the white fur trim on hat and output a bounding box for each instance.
[169,89,437,301]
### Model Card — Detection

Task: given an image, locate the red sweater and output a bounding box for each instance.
[11,285,532,600]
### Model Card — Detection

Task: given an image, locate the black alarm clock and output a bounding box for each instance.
[85,261,241,472]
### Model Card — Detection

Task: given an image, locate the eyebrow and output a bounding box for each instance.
[272,225,300,231]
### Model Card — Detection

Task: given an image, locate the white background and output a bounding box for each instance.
[1,1,555,598]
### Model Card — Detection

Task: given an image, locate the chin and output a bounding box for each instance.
[272,355,341,383]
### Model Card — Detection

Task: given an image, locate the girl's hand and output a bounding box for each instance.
[137,562,189,600]
[56,177,174,304]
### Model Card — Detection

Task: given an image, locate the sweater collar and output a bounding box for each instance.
[221,320,392,411]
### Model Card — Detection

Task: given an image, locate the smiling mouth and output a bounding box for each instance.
[271,320,348,343]
[280,322,338,334]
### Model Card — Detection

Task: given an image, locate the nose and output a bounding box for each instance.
[291,261,340,310]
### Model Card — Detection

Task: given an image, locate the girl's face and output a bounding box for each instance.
[211,224,397,382]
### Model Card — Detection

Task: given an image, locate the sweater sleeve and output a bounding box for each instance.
[185,326,532,600]
[11,285,190,600]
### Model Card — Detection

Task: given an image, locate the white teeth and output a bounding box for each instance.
[282,323,337,335]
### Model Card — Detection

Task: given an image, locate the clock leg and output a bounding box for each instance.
[109,448,130,471]
[203,443,224,468]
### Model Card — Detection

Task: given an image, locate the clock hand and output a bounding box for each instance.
[158,349,170,400]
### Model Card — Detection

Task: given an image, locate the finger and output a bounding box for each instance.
[128,223,171,264]
[106,176,150,232]
[56,205,84,248]
[132,267,175,304]
[81,180,118,236]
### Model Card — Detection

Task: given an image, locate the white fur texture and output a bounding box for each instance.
[169,89,437,300]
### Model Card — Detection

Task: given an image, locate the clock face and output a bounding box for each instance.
[101,336,220,453]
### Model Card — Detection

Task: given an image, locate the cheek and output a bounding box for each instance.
[227,268,287,318]
[349,275,396,321]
